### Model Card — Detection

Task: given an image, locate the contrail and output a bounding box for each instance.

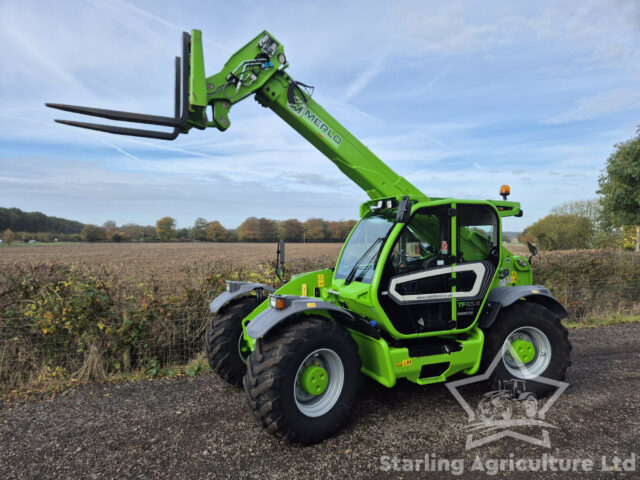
[106,0,233,53]
[0,113,156,169]
[124,137,220,159]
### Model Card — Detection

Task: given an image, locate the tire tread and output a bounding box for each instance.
[243,317,361,444]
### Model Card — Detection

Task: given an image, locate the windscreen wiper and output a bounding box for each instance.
[344,237,384,286]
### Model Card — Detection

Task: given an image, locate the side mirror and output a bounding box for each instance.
[396,196,413,223]
[276,239,285,279]
[526,241,538,263]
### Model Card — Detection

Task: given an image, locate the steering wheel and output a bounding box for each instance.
[391,251,407,272]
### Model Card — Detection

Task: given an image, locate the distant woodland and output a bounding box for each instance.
[0,207,356,243]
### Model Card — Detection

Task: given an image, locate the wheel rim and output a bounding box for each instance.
[294,348,344,417]
[501,326,551,379]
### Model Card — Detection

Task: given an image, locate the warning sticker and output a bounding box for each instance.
[441,240,449,254]
[406,241,420,257]
[396,359,413,367]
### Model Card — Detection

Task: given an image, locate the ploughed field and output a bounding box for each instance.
[0,241,529,272]
[0,242,343,279]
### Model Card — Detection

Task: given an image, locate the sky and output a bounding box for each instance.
[1,0,639,231]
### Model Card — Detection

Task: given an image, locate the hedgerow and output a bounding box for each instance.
[0,250,637,394]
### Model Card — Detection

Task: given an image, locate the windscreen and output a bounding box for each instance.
[334,212,396,284]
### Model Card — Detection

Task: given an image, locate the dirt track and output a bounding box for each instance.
[1,324,639,479]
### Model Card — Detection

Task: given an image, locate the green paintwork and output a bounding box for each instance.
[241,268,334,349]
[189,30,208,109]
[511,338,535,364]
[349,327,484,387]
[299,365,328,395]
[256,75,424,200]
[346,198,503,340]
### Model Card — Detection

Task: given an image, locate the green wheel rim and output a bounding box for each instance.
[510,338,536,364]
[299,365,329,396]
[294,348,344,417]
[502,326,552,379]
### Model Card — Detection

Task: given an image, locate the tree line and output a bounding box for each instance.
[0,207,83,234]
[1,216,358,244]
[152,217,358,243]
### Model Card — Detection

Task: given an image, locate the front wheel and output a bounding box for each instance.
[243,317,361,444]
[481,303,571,396]
[205,297,258,386]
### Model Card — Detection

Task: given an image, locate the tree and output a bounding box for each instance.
[155,217,176,241]
[341,220,357,239]
[175,227,192,240]
[0,206,84,234]
[141,225,157,241]
[550,198,617,249]
[257,218,277,242]
[111,231,126,242]
[236,217,261,242]
[2,228,14,244]
[193,217,208,241]
[206,221,229,241]
[102,220,118,238]
[277,219,303,241]
[303,218,328,242]
[81,224,105,242]
[551,199,601,229]
[121,223,143,240]
[598,134,640,251]
[524,214,593,250]
[327,221,343,241]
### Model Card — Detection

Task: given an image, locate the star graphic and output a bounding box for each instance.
[445,349,569,449]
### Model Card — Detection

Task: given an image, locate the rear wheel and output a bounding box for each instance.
[205,297,258,386]
[481,303,571,396]
[244,317,361,444]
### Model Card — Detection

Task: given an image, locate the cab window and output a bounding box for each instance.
[457,204,499,263]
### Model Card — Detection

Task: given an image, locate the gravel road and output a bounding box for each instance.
[2,324,639,479]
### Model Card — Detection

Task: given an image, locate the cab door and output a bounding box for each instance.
[453,204,500,328]
[378,204,456,335]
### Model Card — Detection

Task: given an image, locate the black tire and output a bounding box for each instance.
[205,297,259,386]
[481,302,571,396]
[243,317,361,444]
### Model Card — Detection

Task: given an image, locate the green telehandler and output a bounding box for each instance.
[47,30,571,444]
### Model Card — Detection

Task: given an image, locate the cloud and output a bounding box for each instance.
[1,0,638,231]
[345,55,387,101]
[0,156,361,228]
[546,88,640,124]
[389,2,503,56]
[92,0,232,53]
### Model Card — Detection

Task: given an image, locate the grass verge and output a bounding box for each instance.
[1,353,211,402]
[563,314,640,329]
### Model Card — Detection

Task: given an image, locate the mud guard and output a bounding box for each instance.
[479,285,568,329]
[209,281,275,315]
[246,296,360,339]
